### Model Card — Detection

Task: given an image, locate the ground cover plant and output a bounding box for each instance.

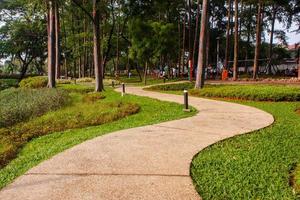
[0,79,17,91]
[147,82,300,199]
[0,84,196,189]
[147,82,300,101]
[0,88,69,127]
[292,164,300,196]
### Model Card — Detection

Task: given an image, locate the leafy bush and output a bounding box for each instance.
[148,83,300,102]
[19,76,48,89]
[0,79,17,91]
[83,92,106,103]
[0,101,140,168]
[0,88,69,127]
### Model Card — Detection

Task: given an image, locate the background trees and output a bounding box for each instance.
[0,0,299,89]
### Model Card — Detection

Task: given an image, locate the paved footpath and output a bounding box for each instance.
[0,86,274,200]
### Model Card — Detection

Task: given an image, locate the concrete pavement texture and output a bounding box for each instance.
[0,86,274,200]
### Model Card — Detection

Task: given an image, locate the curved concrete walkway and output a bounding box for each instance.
[0,87,274,200]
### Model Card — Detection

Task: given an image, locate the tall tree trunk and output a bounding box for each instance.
[116,0,120,79]
[144,62,148,85]
[178,19,182,76]
[233,0,239,81]
[182,11,186,76]
[93,0,103,92]
[253,1,263,80]
[55,1,61,80]
[244,4,252,74]
[224,0,232,70]
[47,0,56,88]
[188,0,192,72]
[267,4,276,75]
[195,0,208,89]
[192,0,201,69]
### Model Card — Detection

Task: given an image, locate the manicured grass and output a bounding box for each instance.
[0,86,196,189]
[191,101,300,199]
[147,82,300,199]
[147,82,300,101]
[114,75,185,86]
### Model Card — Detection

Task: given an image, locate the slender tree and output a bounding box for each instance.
[233,0,239,81]
[195,0,208,89]
[47,0,56,88]
[253,0,263,80]
[224,0,232,70]
[55,1,61,79]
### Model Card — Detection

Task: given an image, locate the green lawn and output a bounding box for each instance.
[0,79,18,90]
[146,83,300,199]
[147,82,300,101]
[0,84,196,189]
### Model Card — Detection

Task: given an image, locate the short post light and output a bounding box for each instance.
[112,80,115,88]
[183,90,190,112]
[122,83,126,97]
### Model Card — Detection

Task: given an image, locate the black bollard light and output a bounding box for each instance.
[163,77,166,83]
[112,81,115,88]
[183,90,190,112]
[122,83,126,96]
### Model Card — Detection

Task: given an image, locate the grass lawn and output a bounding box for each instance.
[0,79,18,90]
[147,83,300,199]
[0,84,196,189]
[147,82,300,101]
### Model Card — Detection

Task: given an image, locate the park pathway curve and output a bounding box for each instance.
[0,86,274,200]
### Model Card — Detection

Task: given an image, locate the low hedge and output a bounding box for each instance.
[148,83,300,102]
[19,76,48,89]
[0,88,70,127]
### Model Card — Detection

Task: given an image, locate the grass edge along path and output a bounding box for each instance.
[145,83,300,199]
[0,88,196,190]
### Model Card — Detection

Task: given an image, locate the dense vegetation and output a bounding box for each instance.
[0,0,299,90]
[0,88,69,127]
[292,164,300,195]
[147,82,300,101]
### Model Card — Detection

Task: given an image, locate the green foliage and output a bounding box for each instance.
[0,88,69,128]
[148,83,300,101]
[76,78,95,83]
[191,101,300,199]
[19,76,48,89]
[0,87,196,189]
[0,79,17,90]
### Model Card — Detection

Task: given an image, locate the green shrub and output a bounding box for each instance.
[0,79,17,91]
[83,92,106,103]
[148,83,300,102]
[0,88,70,127]
[19,76,48,89]
[0,101,140,168]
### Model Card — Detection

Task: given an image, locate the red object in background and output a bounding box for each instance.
[222,70,228,81]
[189,60,193,81]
